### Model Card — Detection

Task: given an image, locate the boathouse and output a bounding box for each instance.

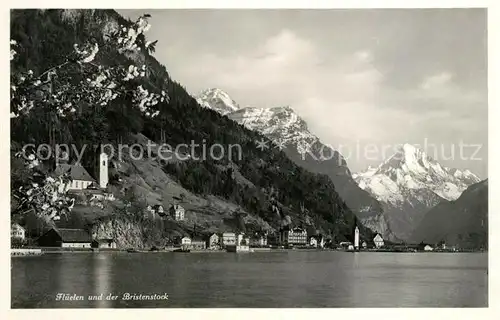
[37,228,92,248]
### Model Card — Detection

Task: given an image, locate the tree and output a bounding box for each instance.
[10,12,169,222]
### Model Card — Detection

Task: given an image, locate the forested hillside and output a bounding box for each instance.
[10,9,375,245]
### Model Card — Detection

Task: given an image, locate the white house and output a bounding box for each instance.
[221,232,236,247]
[309,235,325,248]
[170,204,185,221]
[373,234,384,248]
[181,236,191,246]
[310,236,318,247]
[207,233,220,249]
[11,223,25,240]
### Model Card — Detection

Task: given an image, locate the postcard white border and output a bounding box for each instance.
[1,0,498,319]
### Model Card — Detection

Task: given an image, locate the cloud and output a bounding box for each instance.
[177,29,485,148]
[420,72,453,90]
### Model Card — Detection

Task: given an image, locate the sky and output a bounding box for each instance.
[120,9,488,178]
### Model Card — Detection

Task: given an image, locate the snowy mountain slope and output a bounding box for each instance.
[195,88,240,115]
[196,88,395,240]
[353,144,481,240]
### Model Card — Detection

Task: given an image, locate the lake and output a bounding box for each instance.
[11,251,488,308]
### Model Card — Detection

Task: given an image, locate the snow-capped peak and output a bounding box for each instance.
[228,105,319,151]
[354,143,481,203]
[195,88,240,115]
[353,143,482,240]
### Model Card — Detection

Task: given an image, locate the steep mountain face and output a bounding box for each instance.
[197,89,394,240]
[353,144,481,240]
[196,88,240,115]
[410,179,488,249]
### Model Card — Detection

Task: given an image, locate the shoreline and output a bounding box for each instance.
[11,247,487,256]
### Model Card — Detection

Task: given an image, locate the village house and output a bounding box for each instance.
[309,235,325,248]
[206,233,220,249]
[190,238,206,250]
[169,204,185,221]
[37,228,92,248]
[424,245,434,251]
[236,233,250,246]
[279,227,308,246]
[181,236,191,246]
[11,223,26,241]
[91,238,117,249]
[362,241,368,249]
[173,236,191,247]
[221,232,236,247]
[373,233,385,248]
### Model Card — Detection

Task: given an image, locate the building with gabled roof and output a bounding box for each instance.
[373,233,384,248]
[37,228,92,248]
[54,163,96,191]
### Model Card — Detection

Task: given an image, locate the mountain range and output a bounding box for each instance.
[353,144,481,240]
[197,88,485,243]
[196,88,394,240]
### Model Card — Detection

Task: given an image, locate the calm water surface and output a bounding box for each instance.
[11,251,487,308]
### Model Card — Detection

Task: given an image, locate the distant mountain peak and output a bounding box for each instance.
[353,143,482,240]
[195,88,240,115]
[357,143,481,202]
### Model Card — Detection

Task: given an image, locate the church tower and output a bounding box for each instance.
[354,226,360,250]
[99,152,108,189]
